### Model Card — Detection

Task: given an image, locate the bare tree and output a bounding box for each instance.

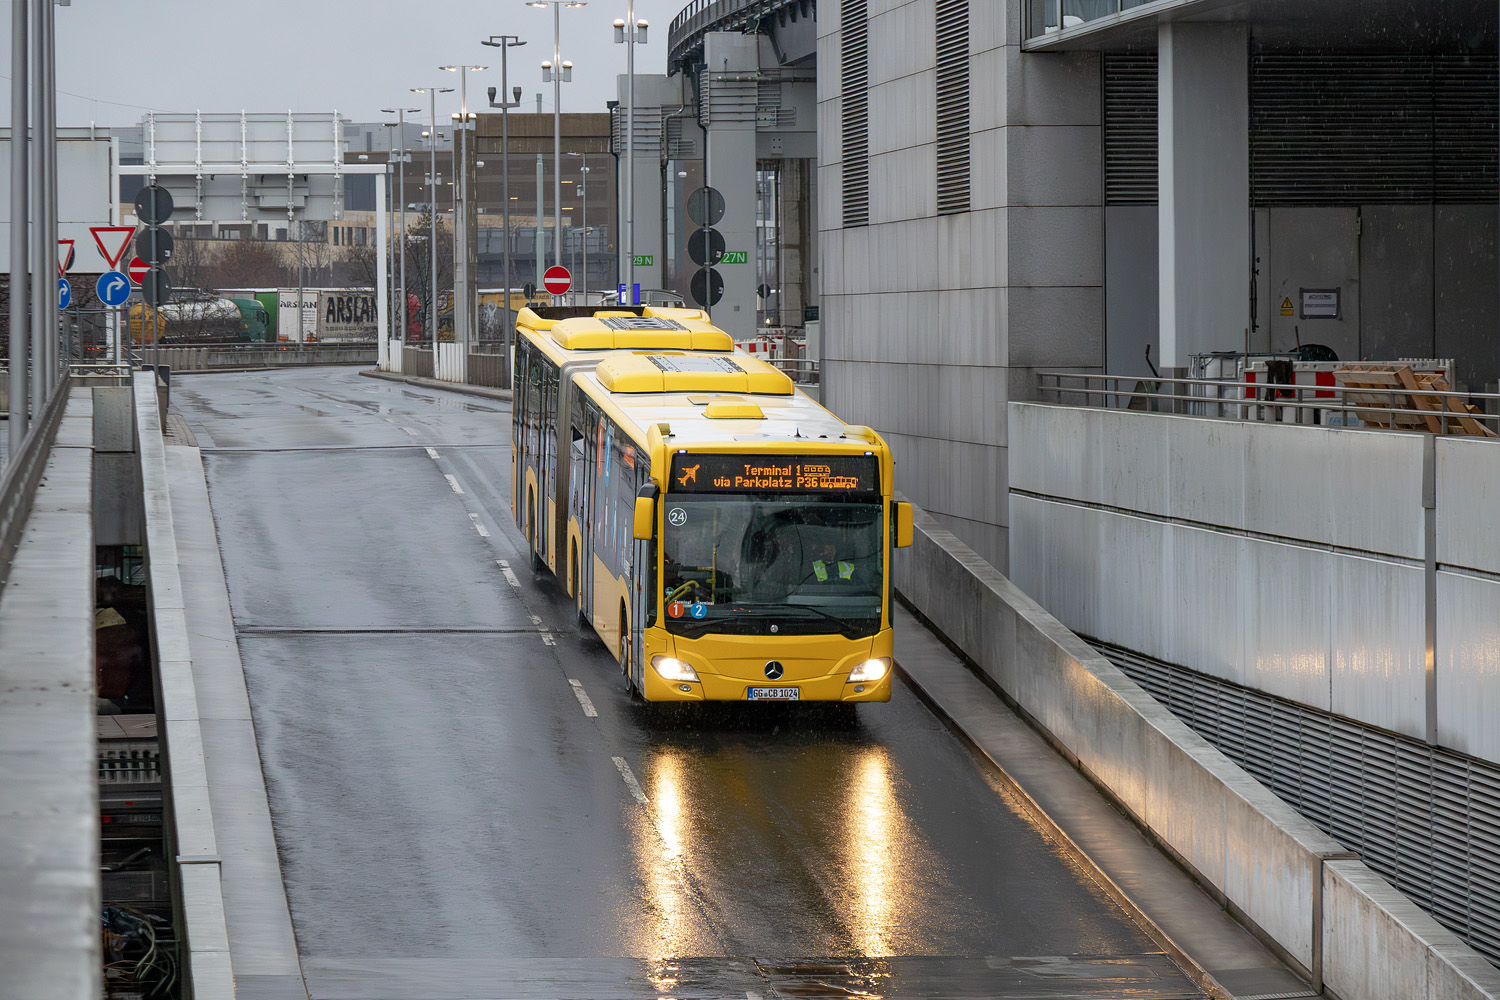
[206,238,289,289]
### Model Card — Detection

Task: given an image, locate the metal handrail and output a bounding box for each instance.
[0,375,74,594]
[1036,370,1500,437]
[668,0,799,67]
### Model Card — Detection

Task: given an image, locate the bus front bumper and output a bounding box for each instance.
[640,629,895,703]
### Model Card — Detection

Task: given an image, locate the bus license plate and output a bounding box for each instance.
[747,687,799,701]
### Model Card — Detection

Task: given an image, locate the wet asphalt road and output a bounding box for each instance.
[174,367,1206,1000]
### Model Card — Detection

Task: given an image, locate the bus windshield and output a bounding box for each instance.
[660,494,884,637]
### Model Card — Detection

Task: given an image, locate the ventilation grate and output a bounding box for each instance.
[1103,53,1499,207]
[600,316,686,331]
[1252,53,1498,206]
[841,0,870,227]
[1100,641,1500,967]
[935,0,971,215]
[1103,54,1158,206]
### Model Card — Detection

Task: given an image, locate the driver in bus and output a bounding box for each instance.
[811,543,855,584]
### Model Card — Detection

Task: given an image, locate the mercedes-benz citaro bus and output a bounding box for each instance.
[511,304,914,705]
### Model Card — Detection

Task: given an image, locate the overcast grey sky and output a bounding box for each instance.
[1,0,686,128]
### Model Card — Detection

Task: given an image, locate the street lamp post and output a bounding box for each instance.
[614,7,647,300]
[526,0,585,280]
[382,106,421,346]
[569,149,589,301]
[441,64,487,354]
[411,85,454,355]
[483,34,527,364]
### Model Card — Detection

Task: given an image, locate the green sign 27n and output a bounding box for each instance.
[632,254,653,266]
[719,251,748,264]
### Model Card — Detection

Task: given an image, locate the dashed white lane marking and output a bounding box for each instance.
[541,632,558,646]
[612,756,648,803]
[400,426,417,436]
[568,680,598,717]
[497,560,521,588]
[445,474,464,494]
[425,447,440,460]
[468,513,490,537]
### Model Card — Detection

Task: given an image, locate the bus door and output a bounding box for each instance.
[537,362,558,561]
[577,400,600,621]
[628,460,654,691]
[556,363,589,589]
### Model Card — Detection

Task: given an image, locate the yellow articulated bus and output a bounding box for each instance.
[511,305,914,704]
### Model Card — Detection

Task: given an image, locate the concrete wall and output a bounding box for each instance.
[93,387,141,547]
[134,372,236,998]
[818,0,1103,572]
[1009,402,1500,764]
[1433,436,1500,762]
[895,502,1500,1000]
[0,389,100,1000]
[147,346,377,372]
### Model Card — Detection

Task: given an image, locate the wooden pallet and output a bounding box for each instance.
[1334,365,1498,437]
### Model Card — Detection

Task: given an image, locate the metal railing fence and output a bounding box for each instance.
[1037,370,1500,438]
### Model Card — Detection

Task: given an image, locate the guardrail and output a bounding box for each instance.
[0,374,73,594]
[1038,371,1500,437]
[668,0,794,67]
[769,357,820,385]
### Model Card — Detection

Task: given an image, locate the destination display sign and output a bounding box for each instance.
[670,454,879,496]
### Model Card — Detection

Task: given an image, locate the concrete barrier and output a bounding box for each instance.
[133,371,236,999]
[142,346,376,371]
[895,503,1500,999]
[402,346,434,379]
[468,352,510,389]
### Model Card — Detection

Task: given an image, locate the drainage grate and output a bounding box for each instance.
[1098,642,1500,967]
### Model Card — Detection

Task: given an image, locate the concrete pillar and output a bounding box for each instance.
[702,31,759,340]
[616,74,678,295]
[1158,22,1249,369]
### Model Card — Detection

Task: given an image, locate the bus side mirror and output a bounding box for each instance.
[633,496,655,540]
[894,501,914,548]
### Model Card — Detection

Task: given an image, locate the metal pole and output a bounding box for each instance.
[581,153,587,299]
[552,3,563,271]
[398,113,407,344]
[8,0,29,451]
[28,0,46,412]
[42,0,56,392]
[536,153,544,290]
[625,0,635,298]
[457,69,467,352]
[430,87,439,356]
[502,50,512,355]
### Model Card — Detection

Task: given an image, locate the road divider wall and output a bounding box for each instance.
[894,503,1500,1000]
[133,371,236,998]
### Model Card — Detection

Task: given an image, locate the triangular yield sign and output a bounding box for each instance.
[56,239,74,277]
[90,226,137,270]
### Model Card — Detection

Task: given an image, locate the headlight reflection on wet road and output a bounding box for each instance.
[842,749,900,956]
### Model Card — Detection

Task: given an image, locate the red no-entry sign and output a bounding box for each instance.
[543,265,572,296]
[126,256,150,285]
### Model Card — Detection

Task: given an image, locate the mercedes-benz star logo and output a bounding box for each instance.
[764,661,785,680]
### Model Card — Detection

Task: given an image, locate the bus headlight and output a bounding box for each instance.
[848,657,889,683]
[651,655,700,682]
